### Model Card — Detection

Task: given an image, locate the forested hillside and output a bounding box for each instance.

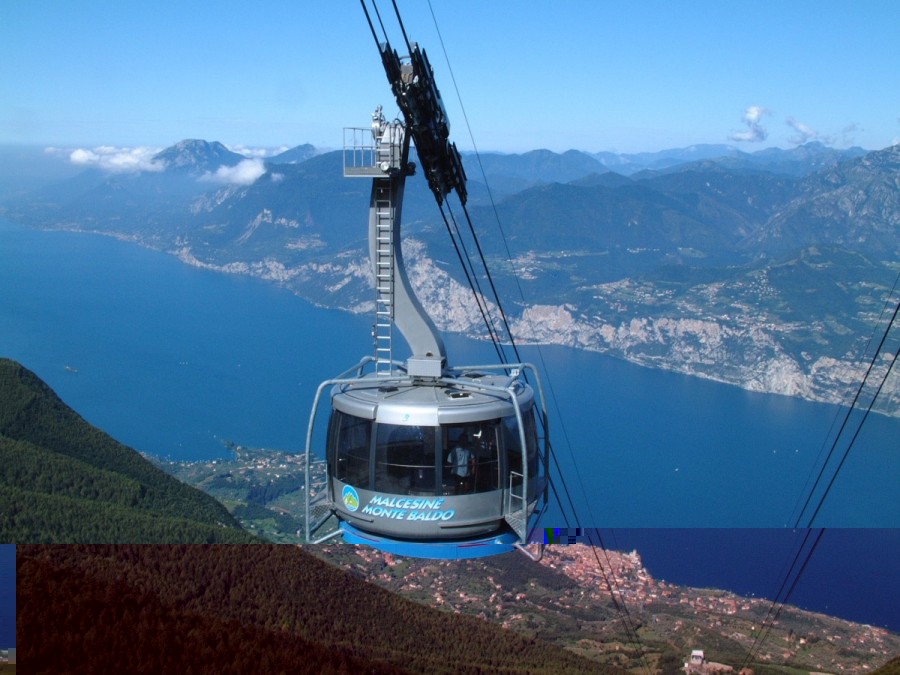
[0,358,260,542]
[17,544,613,674]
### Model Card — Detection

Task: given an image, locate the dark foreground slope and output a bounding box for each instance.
[17,545,613,674]
[0,358,259,542]
[873,656,900,675]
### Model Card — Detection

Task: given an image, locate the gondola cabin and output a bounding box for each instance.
[306,361,547,558]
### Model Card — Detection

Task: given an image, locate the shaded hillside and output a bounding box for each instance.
[466,149,608,195]
[755,143,900,256]
[873,656,900,675]
[0,358,260,543]
[483,180,742,260]
[17,544,614,674]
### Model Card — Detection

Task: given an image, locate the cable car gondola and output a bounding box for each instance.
[303,4,548,559]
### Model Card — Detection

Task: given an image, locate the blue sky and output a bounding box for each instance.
[2,0,899,155]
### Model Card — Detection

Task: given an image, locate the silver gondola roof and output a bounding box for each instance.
[331,371,535,426]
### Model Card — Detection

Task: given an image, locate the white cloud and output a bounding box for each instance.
[730,106,770,143]
[202,158,267,185]
[840,123,859,147]
[786,117,819,144]
[67,145,165,173]
[226,144,291,159]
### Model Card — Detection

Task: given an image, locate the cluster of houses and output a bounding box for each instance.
[685,649,759,675]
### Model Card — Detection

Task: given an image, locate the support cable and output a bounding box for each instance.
[440,201,511,362]
[390,0,414,57]
[545,478,573,528]
[424,3,650,671]
[584,528,654,674]
[546,441,579,528]
[422,0,580,506]
[793,284,900,527]
[802,336,899,527]
[424,0,531,365]
[790,270,900,525]
[459,201,522,361]
[738,529,826,671]
[434,202,507,364]
[363,0,390,46]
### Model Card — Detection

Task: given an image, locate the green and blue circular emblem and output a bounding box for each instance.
[342,485,360,512]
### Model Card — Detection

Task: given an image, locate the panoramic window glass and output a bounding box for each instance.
[503,409,538,489]
[330,411,371,489]
[374,424,436,495]
[442,422,500,496]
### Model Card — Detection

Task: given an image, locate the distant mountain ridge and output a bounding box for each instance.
[1,140,897,415]
[152,139,246,172]
[757,143,900,254]
[270,143,318,164]
[466,141,866,182]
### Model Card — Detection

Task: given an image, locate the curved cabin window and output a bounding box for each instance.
[442,423,500,496]
[330,410,371,489]
[503,408,538,490]
[374,424,436,495]
[331,416,507,496]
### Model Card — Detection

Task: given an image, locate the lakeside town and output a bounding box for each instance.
[321,541,898,673]
[160,445,900,673]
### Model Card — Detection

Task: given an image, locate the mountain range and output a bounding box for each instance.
[1,139,898,415]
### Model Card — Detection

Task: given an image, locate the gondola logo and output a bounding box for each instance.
[342,485,360,512]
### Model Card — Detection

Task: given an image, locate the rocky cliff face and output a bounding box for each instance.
[399,241,898,414]
[242,232,897,414]
[503,297,895,409]
[165,210,899,417]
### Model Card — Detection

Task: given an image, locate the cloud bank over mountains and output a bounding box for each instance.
[729,105,856,148]
[67,145,166,173]
[199,158,267,185]
[730,106,771,143]
[53,144,275,185]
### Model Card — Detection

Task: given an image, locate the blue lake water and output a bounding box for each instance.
[1,220,898,630]
[1,220,897,527]
[0,221,372,462]
[597,528,900,633]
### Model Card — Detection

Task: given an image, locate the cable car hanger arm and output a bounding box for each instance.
[360,0,468,206]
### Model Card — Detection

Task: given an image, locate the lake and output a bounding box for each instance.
[1,220,898,630]
[1,219,897,528]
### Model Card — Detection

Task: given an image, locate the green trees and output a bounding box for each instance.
[0,358,260,543]
[18,545,613,674]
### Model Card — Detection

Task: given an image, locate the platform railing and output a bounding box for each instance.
[343,125,403,177]
[506,469,527,540]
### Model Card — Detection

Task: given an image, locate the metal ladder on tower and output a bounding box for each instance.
[373,182,394,374]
